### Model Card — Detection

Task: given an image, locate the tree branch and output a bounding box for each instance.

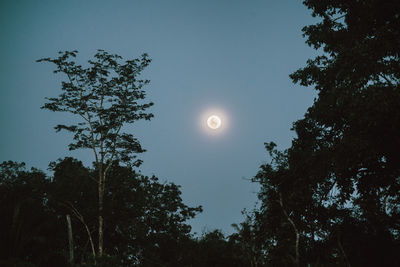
[278,192,300,266]
[63,201,96,260]
[65,71,99,166]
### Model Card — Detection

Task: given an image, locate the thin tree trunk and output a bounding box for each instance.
[66,214,74,265]
[11,201,22,256]
[279,193,300,267]
[98,171,104,257]
[64,202,96,260]
[11,202,21,233]
[78,216,96,263]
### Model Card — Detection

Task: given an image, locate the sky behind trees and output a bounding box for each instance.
[0,0,317,234]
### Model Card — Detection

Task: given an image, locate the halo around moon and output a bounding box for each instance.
[207,115,222,129]
[198,107,229,136]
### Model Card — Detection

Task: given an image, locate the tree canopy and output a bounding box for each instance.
[38,50,153,166]
[250,0,400,266]
[0,158,203,266]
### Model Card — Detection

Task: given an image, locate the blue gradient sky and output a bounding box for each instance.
[0,0,317,235]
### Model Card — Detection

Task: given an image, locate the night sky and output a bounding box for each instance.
[0,0,317,235]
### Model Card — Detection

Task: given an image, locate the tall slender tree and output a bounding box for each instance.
[38,50,154,257]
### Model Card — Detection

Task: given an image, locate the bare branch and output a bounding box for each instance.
[278,192,300,266]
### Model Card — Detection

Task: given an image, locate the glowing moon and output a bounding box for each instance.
[207,115,222,129]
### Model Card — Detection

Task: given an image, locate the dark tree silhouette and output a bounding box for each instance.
[49,158,203,266]
[250,0,400,266]
[0,159,203,266]
[0,161,66,266]
[37,50,153,258]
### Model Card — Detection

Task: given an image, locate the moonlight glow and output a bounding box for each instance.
[207,115,222,129]
[199,108,228,135]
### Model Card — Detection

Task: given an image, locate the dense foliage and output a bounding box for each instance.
[251,0,400,266]
[0,159,204,266]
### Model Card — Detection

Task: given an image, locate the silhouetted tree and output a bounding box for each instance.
[230,211,266,267]
[37,50,154,258]
[252,143,308,266]
[102,161,202,266]
[184,229,250,267]
[289,0,400,264]
[47,157,98,263]
[48,158,202,266]
[0,158,203,266]
[0,161,66,266]
[250,0,400,265]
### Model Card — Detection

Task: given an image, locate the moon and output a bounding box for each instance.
[207,115,222,129]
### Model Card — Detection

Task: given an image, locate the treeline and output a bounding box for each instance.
[2,0,400,266]
[0,158,253,266]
